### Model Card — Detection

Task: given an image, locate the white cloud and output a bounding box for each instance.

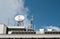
[46,26,60,31]
[0,0,30,26]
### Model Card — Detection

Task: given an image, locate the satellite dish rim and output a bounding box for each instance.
[15,15,25,21]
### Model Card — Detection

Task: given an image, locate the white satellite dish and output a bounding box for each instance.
[15,15,25,21]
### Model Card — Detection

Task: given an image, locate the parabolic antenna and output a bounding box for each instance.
[15,15,25,21]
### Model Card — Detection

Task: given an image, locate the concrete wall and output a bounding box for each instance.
[0,24,7,34]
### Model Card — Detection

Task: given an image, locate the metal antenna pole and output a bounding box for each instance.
[30,16,34,28]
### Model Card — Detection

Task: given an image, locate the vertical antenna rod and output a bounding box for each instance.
[30,16,34,28]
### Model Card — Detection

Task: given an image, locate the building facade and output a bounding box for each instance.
[0,24,60,39]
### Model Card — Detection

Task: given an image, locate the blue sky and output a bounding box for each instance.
[25,0,60,29]
[0,0,60,30]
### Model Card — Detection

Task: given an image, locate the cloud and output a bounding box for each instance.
[0,0,18,25]
[46,26,60,31]
[0,0,30,26]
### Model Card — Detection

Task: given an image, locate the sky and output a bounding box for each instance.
[25,0,60,30]
[0,0,60,31]
[0,0,30,27]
